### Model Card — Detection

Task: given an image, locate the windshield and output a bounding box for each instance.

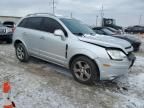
[102,28,115,35]
[60,18,95,36]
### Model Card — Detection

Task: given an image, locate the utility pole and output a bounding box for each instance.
[49,0,56,15]
[96,15,98,26]
[139,14,142,25]
[100,4,104,26]
[52,0,55,15]
[101,5,104,18]
[70,12,73,18]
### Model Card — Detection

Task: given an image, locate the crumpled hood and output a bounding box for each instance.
[78,34,132,53]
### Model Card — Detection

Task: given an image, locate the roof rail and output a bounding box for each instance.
[27,13,55,17]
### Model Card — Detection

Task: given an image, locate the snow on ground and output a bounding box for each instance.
[0,43,143,108]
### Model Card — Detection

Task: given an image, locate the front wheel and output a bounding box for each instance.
[15,43,29,62]
[70,56,99,85]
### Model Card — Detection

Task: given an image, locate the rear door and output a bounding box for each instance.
[18,17,43,56]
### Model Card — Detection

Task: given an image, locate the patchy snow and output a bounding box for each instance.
[0,44,144,108]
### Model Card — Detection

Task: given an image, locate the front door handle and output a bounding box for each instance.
[40,36,45,40]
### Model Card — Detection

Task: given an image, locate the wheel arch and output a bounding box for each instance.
[14,40,22,47]
[14,40,28,49]
[69,54,100,79]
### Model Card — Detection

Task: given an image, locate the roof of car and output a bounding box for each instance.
[27,13,55,17]
[26,13,72,19]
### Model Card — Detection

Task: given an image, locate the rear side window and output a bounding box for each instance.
[18,17,43,30]
[40,18,67,36]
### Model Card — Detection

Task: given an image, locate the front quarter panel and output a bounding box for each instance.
[67,39,110,67]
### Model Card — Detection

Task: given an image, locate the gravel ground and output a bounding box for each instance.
[0,42,143,108]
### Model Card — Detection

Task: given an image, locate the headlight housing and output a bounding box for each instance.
[106,49,126,61]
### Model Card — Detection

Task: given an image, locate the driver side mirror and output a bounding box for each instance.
[54,29,66,41]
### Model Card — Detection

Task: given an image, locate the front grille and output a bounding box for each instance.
[127,52,135,61]
[127,52,136,68]
[133,42,141,47]
[125,45,133,53]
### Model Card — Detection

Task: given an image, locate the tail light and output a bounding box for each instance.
[12,27,16,33]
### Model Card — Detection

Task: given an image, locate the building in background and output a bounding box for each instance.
[0,16,21,24]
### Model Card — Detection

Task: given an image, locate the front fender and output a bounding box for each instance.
[66,48,98,68]
[68,48,98,61]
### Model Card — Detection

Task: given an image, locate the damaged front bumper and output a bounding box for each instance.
[96,53,136,80]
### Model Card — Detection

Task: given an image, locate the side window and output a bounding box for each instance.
[18,17,43,30]
[41,18,67,36]
[26,17,43,30]
[18,18,28,27]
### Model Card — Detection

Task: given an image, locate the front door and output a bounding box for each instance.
[39,17,68,65]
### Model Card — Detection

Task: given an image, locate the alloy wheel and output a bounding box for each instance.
[73,61,91,81]
[16,46,24,60]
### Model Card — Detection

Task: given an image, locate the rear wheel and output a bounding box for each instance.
[70,56,99,85]
[15,43,29,62]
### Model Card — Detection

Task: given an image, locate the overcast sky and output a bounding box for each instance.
[0,0,144,26]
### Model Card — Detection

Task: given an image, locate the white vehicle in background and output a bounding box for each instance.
[13,13,136,85]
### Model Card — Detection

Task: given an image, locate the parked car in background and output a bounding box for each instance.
[125,25,144,34]
[13,13,135,85]
[93,27,141,51]
[106,27,123,34]
[3,21,16,32]
[0,23,13,43]
[3,21,15,28]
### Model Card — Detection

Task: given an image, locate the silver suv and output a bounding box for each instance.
[13,13,135,84]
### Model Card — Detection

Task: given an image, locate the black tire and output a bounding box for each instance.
[70,56,99,85]
[6,39,12,44]
[15,43,29,62]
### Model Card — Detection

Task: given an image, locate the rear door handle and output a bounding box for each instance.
[40,36,45,40]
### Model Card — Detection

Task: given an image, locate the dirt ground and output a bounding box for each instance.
[0,43,144,108]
